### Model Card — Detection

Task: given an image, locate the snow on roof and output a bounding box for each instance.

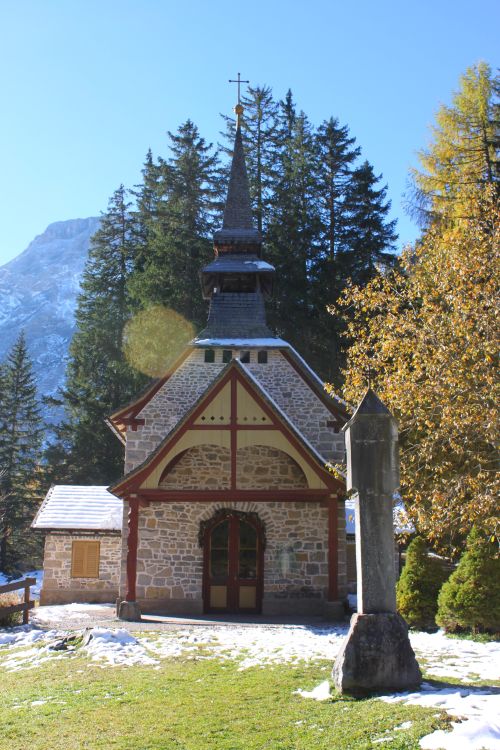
[202,256,275,274]
[193,337,288,348]
[32,485,123,531]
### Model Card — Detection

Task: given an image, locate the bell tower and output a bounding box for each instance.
[196,102,276,342]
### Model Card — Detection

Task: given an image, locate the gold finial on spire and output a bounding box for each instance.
[234,102,244,128]
[229,72,249,128]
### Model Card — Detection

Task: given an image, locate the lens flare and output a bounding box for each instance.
[123,306,195,377]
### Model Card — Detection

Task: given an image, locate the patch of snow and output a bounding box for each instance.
[0,625,47,647]
[82,628,158,667]
[144,625,348,669]
[409,631,500,684]
[381,684,500,750]
[294,679,331,701]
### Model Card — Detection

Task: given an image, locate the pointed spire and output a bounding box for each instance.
[213,104,261,252]
[222,122,255,231]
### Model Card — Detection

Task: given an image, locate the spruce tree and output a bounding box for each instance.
[266,100,322,365]
[47,186,147,484]
[342,161,397,285]
[129,120,221,329]
[436,527,500,634]
[131,148,163,273]
[315,117,360,260]
[310,119,360,380]
[396,536,448,631]
[0,332,43,574]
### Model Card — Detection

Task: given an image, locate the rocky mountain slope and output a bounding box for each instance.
[0,217,100,422]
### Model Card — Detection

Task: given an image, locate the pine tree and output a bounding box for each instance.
[47,186,147,484]
[436,527,500,633]
[396,536,449,631]
[0,332,43,574]
[129,120,221,328]
[409,62,499,227]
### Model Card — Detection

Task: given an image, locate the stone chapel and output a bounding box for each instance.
[34,103,352,619]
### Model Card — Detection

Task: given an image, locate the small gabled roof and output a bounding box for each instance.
[32,485,123,531]
[110,359,343,498]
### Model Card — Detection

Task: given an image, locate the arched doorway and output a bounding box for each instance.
[202,511,264,614]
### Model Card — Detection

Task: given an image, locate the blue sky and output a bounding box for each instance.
[0,0,498,265]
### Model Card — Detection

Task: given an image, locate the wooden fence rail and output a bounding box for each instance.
[0,577,36,625]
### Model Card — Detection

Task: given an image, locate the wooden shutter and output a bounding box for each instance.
[71,541,100,578]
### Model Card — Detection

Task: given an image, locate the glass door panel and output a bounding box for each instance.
[210,519,229,576]
[238,520,257,580]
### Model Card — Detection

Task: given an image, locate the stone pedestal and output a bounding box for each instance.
[333,613,421,695]
[117,600,141,621]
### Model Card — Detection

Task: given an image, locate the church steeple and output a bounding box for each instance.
[196,101,276,342]
[213,107,262,255]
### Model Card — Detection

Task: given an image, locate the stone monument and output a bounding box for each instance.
[333,388,421,695]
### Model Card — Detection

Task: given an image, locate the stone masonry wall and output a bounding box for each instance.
[40,533,121,605]
[159,445,231,490]
[124,347,345,473]
[235,445,307,489]
[158,443,307,491]
[126,500,335,614]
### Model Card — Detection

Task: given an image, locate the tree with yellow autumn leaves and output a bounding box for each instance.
[330,64,499,556]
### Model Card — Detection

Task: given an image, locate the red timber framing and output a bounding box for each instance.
[112,359,345,604]
[125,497,139,602]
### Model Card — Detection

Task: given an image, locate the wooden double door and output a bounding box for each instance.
[203,513,263,614]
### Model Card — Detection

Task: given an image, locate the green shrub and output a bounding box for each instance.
[396,536,449,631]
[0,592,22,627]
[436,527,500,634]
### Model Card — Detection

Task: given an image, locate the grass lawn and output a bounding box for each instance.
[0,651,450,750]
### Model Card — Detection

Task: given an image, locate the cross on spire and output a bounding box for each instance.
[228,72,249,105]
